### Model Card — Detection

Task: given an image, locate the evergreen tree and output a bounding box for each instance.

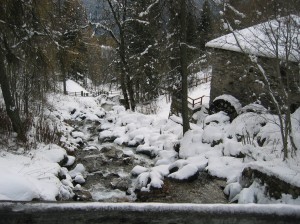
[126,0,164,103]
[55,0,88,94]
[199,0,212,51]
[0,0,90,142]
[165,0,192,134]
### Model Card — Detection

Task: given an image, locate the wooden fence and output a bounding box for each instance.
[66,90,118,97]
[188,95,210,108]
[189,76,212,88]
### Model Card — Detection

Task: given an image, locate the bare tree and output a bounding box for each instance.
[91,0,134,110]
[91,0,165,110]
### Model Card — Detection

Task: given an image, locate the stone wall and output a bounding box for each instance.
[241,167,300,200]
[209,48,300,110]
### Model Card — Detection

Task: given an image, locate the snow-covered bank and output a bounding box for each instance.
[0,81,99,201]
[0,144,70,201]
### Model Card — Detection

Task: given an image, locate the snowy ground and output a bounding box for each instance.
[1,79,300,206]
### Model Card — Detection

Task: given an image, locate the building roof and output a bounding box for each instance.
[206,15,300,62]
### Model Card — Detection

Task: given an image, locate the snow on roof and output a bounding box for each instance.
[206,15,300,62]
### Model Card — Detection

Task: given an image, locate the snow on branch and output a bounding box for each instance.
[225,3,246,18]
[90,22,120,45]
[180,42,198,50]
[140,45,152,56]
[124,18,149,25]
[139,0,160,17]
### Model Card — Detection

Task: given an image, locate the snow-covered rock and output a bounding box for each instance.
[69,164,86,178]
[224,182,242,201]
[168,164,199,181]
[204,111,230,125]
[131,165,149,177]
[202,125,224,146]
[223,138,244,157]
[74,174,86,184]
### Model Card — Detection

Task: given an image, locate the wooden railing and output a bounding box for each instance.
[189,76,212,88]
[66,90,118,97]
[188,95,209,108]
[67,91,90,97]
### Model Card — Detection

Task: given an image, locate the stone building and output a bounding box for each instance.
[206,15,300,112]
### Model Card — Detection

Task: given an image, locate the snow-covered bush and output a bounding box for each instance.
[227,112,267,144]
[202,112,230,147]
[204,111,230,125]
[240,103,268,114]
[26,116,62,148]
[222,138,244,157]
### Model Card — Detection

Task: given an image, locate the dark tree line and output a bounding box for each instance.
[0,0,98,141]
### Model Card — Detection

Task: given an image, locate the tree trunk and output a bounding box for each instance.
[24,74,29,116]
[120,68,130,110]
[119,31,131,110]
[180,0,190,134]
[0,51,27,142]
[59,50,67,95]
[126,74,136,111]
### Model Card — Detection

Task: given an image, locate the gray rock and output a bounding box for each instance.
[101,146,123,159]
[80,154,108,173]
[110,177,131,192]
[73,189,93,201]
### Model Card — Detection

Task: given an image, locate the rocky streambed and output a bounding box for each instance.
[67,118,227,203]
[54,96,300,205]
[74,143,227,203]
